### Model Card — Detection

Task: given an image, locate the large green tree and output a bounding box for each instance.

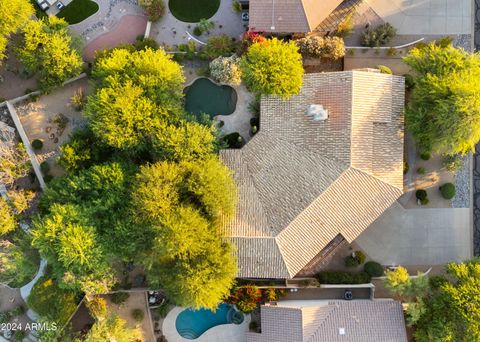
[404,42,480,155]
[0,0,33,62]
[16,16,82,90]
[240,38,304,98]
[81,314,141,342]
[132,158,237,309]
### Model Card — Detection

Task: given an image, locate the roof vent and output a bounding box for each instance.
[306,104,328,121]
[338,328,345,335]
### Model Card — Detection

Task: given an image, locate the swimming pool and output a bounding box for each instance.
[184,78,237,118]
[175,303,243,339]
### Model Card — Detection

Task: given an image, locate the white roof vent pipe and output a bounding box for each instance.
[338,327,346,335]
[306,104,328,121]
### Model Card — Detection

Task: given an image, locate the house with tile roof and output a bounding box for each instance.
[248,0,344,33]
[246,300,408,342]
[220,70,405,279]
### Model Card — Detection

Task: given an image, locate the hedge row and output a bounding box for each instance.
[316,271,371,284]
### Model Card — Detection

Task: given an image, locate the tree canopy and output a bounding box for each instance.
[0,0,33,62]
[0,197,16,236]
[81,314,141,342]
[16,16,83,91]
[240,38,304,99]
[404,42,480,155]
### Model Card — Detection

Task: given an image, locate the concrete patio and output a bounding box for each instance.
[356,202,472,266]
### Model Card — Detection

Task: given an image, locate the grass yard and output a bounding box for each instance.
[168,0,220,22]
[57,0,99,25]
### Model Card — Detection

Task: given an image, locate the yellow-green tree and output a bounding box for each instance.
[16,16,82,91]
[0,0,33,62]
[404,41,480,155]
[82,314,141,342]
[240,38,304,98]
[0,198,16,235]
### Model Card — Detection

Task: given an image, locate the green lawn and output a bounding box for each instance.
[57,0,99,25]
[168,0,220,22]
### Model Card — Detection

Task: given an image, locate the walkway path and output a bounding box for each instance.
[356,202,472,266]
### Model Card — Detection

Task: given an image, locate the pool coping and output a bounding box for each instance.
[162,306,250,342]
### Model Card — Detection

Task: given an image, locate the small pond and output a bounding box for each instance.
[184,78,237,118]
[175,303,244,339]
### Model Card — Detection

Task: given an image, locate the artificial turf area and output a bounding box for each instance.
[168,0,220,22]
[57,0,99,25]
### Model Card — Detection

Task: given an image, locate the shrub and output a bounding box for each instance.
[134,37,160,51]
[138,0,164,21]
[417,167,426,175]
[335,13,353,38]
[210,55,242,85]
[415,189,427,201]
[232,0,242,12]
[178,41,196,60]
[131,308,144,322]
[86,297,108,319]
[193,26,202,36]
[40,161,50,174]
[377,65,392,74]
[0,240,38,287]
[70,88,86,111]
[345,250,366,267]
[429,275,448,289]
[403,161,409,174]
[404,74,415,90]
[316,271,371,284]
[203,35,236,60]
[361,23,396,47]
[43,174,54,183]
[31,139,43,150]
[442,154,464,172]
[296,36,345,59]
[364,261,384,277]
[420,151,431,160]
[226,285,262,313]
[440,183,455,200]
[110,292,130,305]
[387,47,397,56]
[222,132,245,149]
[198,18,215,34]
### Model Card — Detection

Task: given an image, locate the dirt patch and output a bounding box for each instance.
[83,15,148,61]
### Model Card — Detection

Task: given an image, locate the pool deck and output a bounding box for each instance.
[163,306,250,342]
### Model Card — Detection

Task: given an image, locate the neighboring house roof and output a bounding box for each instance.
[246,300,408,342]
[248,0,344,33]
[220,70,404,279]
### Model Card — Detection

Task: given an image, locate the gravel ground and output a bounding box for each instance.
[452,154,471,208]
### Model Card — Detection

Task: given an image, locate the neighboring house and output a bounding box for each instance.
[220,70,404,280]
[246,300,408,342]
[248,0,344,33]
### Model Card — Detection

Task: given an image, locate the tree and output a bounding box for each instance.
[0,198,16,235]
[384,266,428,301]
[0,0,34,63]
[86,48,185,154]
[404,42,480,155]
[0,140,30,186]
[32,204,115,294]
[138,0,164,22]
[16,16,83,90]
[203,35,236,60]
[210,55,242,86]
[240,38,304,98]
[81,314,141,342]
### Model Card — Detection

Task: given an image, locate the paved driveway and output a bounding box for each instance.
[355,202,472,265]
[365,0,472,35]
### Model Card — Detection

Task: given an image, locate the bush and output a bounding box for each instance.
[31,139,43,150]
[420,151,431,160]
[0,240,38,287]
[296,36,345,59]
[417,167,426,175]
[203,35,236,60]
[222,132,245,149]
[335,13,353,38]
[415,189,427,201]
[110,292,130,305]
[193,26,202,36]
[345,250,366,267]
[387,47,397,56]
[226,285,262,313]
[198,18,215,34]
[443,154,464,172]
[131,308,144,322]
[232,0,242,13]
[43,174,54,183]
[138,0,164,21]
[429,275,448,289]
[361,23,397,47]
[377,65,392,74]
[86,297,108,319]
[134,37,160,51]
[40,161,50,174]
[440,183,455,200]
[364,261,384,277]
[404,74,415,90]
[403,161,409,175]
[209,55,242,85]
[316,271,371,284]
[70,88,86,111]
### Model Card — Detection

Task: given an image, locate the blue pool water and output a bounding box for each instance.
[175,303,237,339]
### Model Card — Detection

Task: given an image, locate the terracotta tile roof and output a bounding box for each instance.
[249,0,344,33]
[220,71,404,279]
[246,300,408,342]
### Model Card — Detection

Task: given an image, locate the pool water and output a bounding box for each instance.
[175,303,239,339]
[184,78,237,118]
